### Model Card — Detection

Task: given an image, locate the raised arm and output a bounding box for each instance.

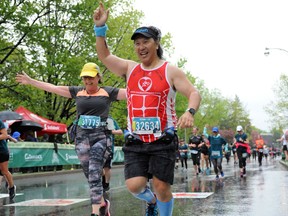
[16,72,71,98]
[93,2,136,78]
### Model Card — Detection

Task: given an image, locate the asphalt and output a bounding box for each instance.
[0,158,287,216]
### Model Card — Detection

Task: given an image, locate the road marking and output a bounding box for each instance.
[0,193,23,199]
[5,198,89,206]
[172,192,213,199]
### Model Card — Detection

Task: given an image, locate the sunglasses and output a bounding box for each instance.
[82,76,96,80]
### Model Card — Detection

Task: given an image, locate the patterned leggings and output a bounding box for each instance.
[75,128,111,204]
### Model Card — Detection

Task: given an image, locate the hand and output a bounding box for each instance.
[16,71,32,85]
[93,2,109,26]
[177,112,194,129]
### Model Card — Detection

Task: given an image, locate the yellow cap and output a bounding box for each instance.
[80,63,100,77]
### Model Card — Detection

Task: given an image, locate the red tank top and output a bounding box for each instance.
[126,61,177,142]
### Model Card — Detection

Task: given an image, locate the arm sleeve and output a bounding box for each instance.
[103,86,120,101]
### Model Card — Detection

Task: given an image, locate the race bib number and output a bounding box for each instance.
[242,153,248,158]
[211,151,221,156]
[191,150,198,154]
[132,117,161,134]
[259,149,263,153]
[78,115,101,129]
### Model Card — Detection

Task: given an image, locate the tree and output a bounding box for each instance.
[266,74,288,131]
[0,0,143,127]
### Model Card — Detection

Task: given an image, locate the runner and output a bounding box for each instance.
[179,139,189,171]
[93,3,201,216]
[224,143,232,164]
[188,127,204,175]
[102,116,123,192]
[205,127,226,180]
[0,120,16,200]
[263,145,269,162]
[16,63,126,216]
[251,144,257,161]
[234,125,250,178]
[276,130,288,161]
[255,135,265,167]
[231,142,238,165]
[200,134,211,175]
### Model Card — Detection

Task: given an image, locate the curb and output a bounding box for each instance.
[11,164,124,180]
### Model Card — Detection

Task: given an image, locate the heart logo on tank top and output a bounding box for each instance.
[138,77,152,91]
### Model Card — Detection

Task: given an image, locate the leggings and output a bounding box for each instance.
[258,151,263,164]
[75,128,111,205]
[180,157,188,169]
[211,158,222,175]
[237,147,247,169]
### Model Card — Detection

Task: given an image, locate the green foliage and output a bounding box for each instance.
[0,0,253,145]
[266,73,288,131]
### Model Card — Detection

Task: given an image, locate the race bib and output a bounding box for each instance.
[78,115,101,129]
[132,117,161,134]
[191,150,198,154]
[242,153,248,158]
[211,151,221,156]
[259,149,263,153]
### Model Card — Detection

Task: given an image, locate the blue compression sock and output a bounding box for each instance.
[133,187,155,203]
[157,198,174,216]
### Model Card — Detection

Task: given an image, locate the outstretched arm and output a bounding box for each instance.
[16,72,71,98]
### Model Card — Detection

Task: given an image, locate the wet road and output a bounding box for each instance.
[0,156,287,216]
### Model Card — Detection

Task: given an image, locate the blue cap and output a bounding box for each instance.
[12,131,21,139]
[212,127,219,132]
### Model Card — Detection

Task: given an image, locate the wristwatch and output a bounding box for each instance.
[186,108,196,116]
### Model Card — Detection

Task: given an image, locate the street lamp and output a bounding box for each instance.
[264,47,288,56]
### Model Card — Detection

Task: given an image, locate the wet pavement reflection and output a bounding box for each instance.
[0,157,287,215]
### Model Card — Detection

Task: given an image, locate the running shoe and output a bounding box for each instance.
[8,185,16,200]
[99,199,110,216]
[220,171,224,177]
[145,201,158,216]
[215,175,219,180]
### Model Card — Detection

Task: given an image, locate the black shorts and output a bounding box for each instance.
[0,152,9,163]
[283,145,288,151]
[123,141,177,185]
[201,150,209,156]
[103,157,112,169]
[191,153,201,165]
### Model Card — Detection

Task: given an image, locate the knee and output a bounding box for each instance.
[126,178,147,194]
[153,179,171,196]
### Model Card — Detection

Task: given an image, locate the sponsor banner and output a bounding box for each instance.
[8,147,80,168]
[5,199,89,206]
[8,143,125,168]
[172,192,213,199]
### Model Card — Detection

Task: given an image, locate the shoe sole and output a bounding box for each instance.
[105,199,111,216]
